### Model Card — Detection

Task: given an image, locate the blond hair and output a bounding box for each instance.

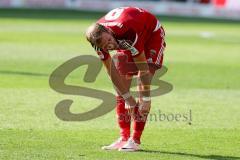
[85,23,108,46]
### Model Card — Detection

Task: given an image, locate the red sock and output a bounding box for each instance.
[116,96,131,141]
[132,107,149,144]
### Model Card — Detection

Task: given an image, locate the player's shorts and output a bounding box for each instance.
[113,27,166,76]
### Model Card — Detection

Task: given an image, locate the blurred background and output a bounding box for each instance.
[0,0,240,20]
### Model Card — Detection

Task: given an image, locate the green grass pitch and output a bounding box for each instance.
[0,9,240,160]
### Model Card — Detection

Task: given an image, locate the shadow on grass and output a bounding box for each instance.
[0,70,48,77]
[0,70,80,79]
[139,150,240,160]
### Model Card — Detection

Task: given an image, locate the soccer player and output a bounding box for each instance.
[85,7,166,151]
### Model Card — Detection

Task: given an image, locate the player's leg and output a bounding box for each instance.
[120,27,166,151]
[113,52,135,142]
[133,27,165,144]
[119,74,153,152]
[115,75,133,141]
[102,53,133,150]
[132,73,154,144]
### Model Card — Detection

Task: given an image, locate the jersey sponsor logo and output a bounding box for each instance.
[118,39,139,56]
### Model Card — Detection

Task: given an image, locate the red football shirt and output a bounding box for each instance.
[96,7,161,60]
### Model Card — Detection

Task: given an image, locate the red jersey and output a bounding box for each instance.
[96,7,163,60]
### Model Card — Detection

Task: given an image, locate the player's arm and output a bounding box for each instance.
[118,40,151,100]
[132,52,151,98]
[118,38,151,114]
[132,51,152,115]
[97,49,137,108]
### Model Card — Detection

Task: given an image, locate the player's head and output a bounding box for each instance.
[85,23,118,50]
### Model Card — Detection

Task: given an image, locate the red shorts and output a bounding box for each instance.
[113,27,166,76]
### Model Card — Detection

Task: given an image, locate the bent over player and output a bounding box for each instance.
[85,7,166,152]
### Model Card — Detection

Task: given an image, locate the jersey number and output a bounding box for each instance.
[105,7,125,21]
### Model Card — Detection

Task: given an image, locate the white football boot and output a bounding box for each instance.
[118,137,140,152]
[102,137,128,150]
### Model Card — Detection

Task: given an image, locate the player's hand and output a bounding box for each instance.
[138,100,151,117]
[125,96,137,116]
